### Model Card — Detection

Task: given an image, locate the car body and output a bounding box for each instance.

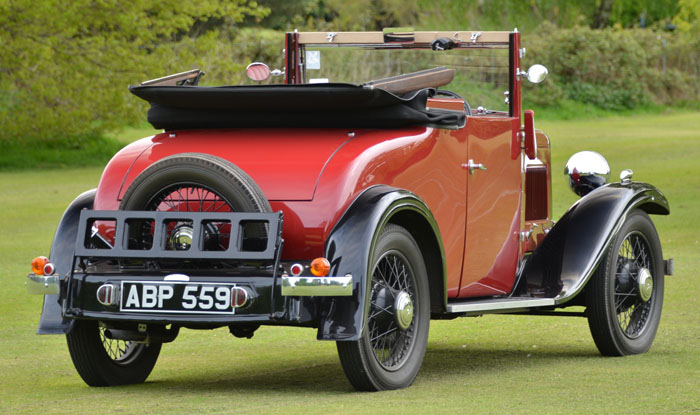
[27,29,672,391]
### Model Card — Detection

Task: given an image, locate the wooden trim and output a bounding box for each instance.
[140,69,202,86]
[364,67,455,95]
[297,31,511,45]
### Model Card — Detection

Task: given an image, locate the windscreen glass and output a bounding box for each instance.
[303,47,510,111]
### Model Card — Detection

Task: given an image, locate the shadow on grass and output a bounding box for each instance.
[128,343,605,394]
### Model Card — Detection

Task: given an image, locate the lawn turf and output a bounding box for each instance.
[1,112,698,414]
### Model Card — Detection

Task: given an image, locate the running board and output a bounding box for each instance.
[446,298,556,315]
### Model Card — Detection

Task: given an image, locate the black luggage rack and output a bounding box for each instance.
[74,210,284,262]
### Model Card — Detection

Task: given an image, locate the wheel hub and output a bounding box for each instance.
[617,262,635,292]
[169,223,193,250]
[394,291,414,331]
[637,267,653,302]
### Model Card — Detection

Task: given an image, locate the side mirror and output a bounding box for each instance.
[525,64,548,84]
[246,62,271,81]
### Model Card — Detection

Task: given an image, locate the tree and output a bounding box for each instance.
[0,0,268,144]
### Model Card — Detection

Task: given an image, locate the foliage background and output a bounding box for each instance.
[0,0,699,167]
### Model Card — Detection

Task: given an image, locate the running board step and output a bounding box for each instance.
[447,298,556,315]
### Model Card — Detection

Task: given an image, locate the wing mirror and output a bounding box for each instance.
[245,62,284,81]
[519,64,549,84]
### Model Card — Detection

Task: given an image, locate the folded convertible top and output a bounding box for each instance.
[128,83,464,130]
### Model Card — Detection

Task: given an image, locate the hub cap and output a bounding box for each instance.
[169,223,193,250]
[394,291,414,331]
[637,267,653,303]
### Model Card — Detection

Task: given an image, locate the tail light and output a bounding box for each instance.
[310,257,331,277]
[31,256,50,275]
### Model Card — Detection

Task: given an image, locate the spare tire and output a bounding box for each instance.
[120,152,271,213]
[120,153,272,251]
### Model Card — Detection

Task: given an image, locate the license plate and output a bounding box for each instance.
[120,281,238,314]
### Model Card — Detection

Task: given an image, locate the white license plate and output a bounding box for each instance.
[120,281,238,314]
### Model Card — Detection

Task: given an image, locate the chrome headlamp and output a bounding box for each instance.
[564,151,611,197]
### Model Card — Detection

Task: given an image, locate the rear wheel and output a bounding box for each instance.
[67,153,271,386]
[66,320,162,386]
[336,224,430,391]
[586,209,664,356]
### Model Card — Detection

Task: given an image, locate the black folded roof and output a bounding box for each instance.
[129,83,463,130]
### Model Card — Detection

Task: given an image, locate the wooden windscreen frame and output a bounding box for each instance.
[296,31,511,47]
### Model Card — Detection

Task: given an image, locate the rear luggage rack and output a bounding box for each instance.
[75,210,283,261]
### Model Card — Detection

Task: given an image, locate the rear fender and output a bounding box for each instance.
[522,182,669,304]
[37,189,96,334]
[317,186,446,341]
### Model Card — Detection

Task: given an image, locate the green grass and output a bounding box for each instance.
[1,112,699,414]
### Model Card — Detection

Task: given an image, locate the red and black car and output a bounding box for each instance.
[27,29,672,391]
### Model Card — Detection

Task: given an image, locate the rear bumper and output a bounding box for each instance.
[26,273,59,295]
[281,274,353,296]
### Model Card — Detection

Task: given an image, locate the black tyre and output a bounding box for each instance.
[337,224,430,391]
[66,320,162,386]
[586,209,664,356]
[120,153,271,214]
[67,153,272,386]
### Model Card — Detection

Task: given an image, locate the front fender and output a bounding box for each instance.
[37,189,96,334]
[317,186,445,341]
[522,182,669,305]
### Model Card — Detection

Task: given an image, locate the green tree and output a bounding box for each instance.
[674,0,700,32]
[253,0,419,31]
[0,0,267,145]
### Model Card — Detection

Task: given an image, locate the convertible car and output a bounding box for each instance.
[27,28,672,391]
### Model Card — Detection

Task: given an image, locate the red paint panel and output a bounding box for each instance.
[459,116,522,298]
[523,110,537,159]
[115,129,353,202]
[94,126,469,292]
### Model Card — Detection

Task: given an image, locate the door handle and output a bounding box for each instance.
[462,159,487,175]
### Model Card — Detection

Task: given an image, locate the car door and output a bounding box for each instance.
[458,115,522,297]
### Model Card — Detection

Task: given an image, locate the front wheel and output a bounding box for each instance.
[586,209,664,356]
[66,320,162,386]
[336,224,430,391]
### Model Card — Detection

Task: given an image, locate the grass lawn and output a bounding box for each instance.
[1,112,698,414]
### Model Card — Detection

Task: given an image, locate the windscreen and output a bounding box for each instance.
[302,47,510,111]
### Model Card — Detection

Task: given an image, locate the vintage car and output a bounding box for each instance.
[27,29,672,391]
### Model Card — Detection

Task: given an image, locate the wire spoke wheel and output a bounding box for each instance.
[336,224,430,391]
[586,209,664,356]
[368,253,416,370]
[613,233,653,338]
[98,326,142,363]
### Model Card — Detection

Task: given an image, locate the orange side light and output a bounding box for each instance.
[310,257,331,277]
[32,256,49,275]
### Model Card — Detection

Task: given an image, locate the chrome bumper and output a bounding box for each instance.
[281,274,353,296]
[26,273,60,295]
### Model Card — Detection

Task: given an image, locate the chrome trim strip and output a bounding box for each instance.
[447,298,555,313]
[26,273,59,295]
[281,275,353,296]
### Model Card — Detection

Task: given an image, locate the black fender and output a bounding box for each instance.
[522,182,669,304]
[317,185,446,341]
[37,189,96,334]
